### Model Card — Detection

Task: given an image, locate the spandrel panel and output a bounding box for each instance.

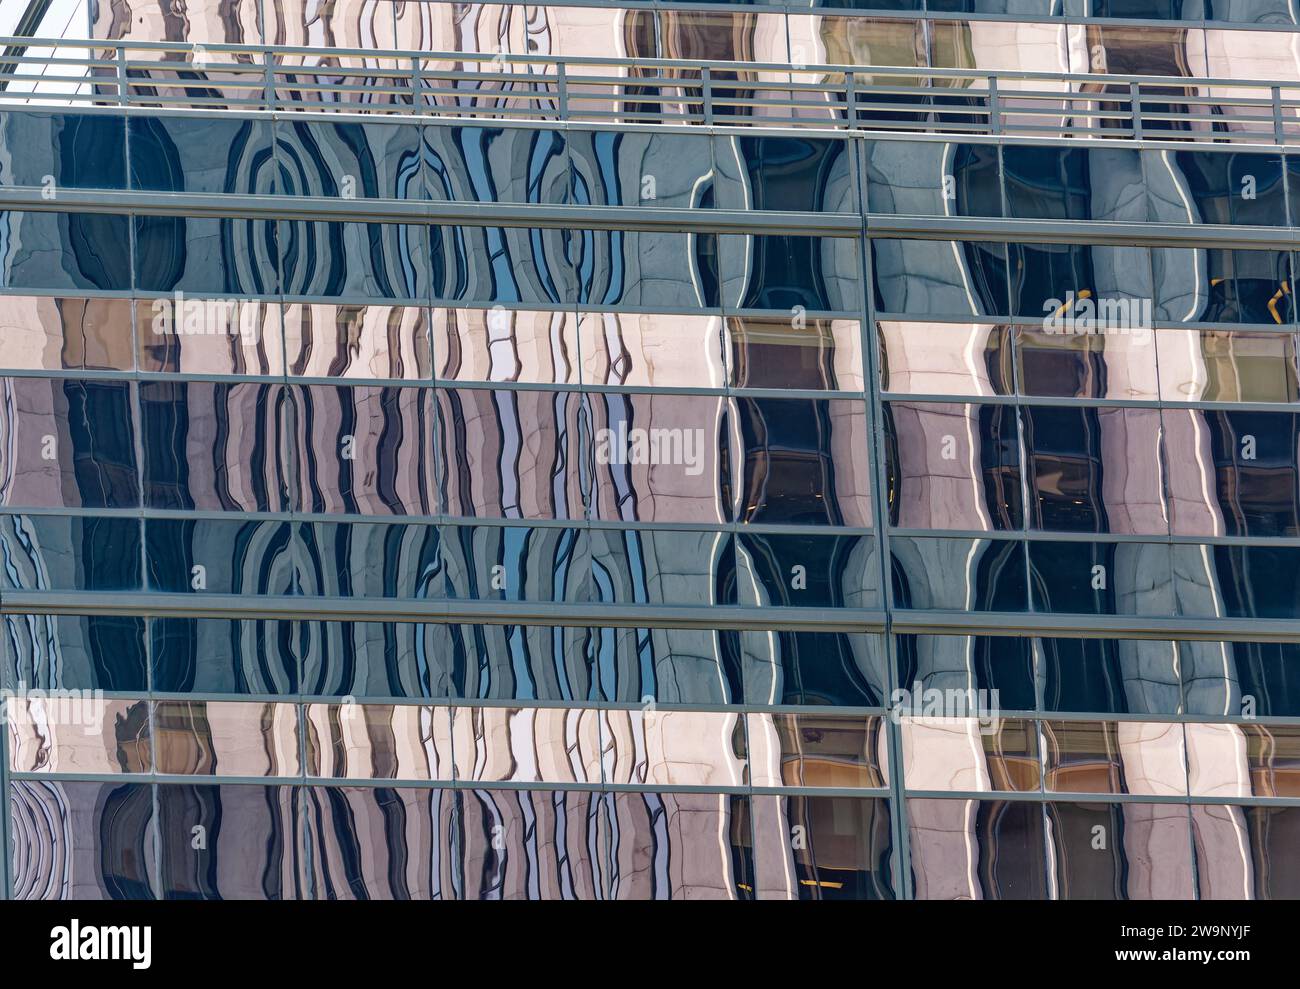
[1172,543,1300,619]
[305,704,454,781]
[457,789,600,901]
[1185,722,1300,798]
[1041,719,1188,795]
[448,624,594,703]
[878,322,1013,398]
[735,531,877,609]
[751,795,895,900]
[431,225,573,306]
[1,203,121,284]
[605,792,755,901]
[441,524,591,603]
[900,716,1041,792]
[129,115,272,196]
[590,527,735,607]
[137,297,281,376]
[135,215,276,296]
[7,697,150,774]
[435,308,579,385]
[721,234,860,313]
[0,377,138,509]
[158,784,301,901]
[437,388,586,521]
[152,701,301,777]
[747,713,887,788]
[1181,640,1300,719]
[298,621,452,700]
[295,521,443,599]
[140,381,291,513]
[588,391,731,525]
[883,401,1022,531]
[284,304,431,381]
[1037,638,1182,715]
[10,781,156,900]
[1046,801,1195,900]
[5,613,147,692]
[734,396,871,526]
[1192,804,1300,900]
[1003,145,1146,222]
[145,518,297,596]
[0,112,126,191]
[1152,248,1294,325]
[895,634,1036,713]
[424,125,567,204]
[864,140,1002,217]
[1023,405,1169,535]
[299,786,453,901]
[1011,242,1154,320]
[452,706,602,784]
[1155,328,1300,404]
[1028,540,1175,616]
[0,514,141,592]
[152,618,297,695]
[729,630,887,707]
[280,221,427,302]
[601,709,747,786]
[574,229,720,309]
[291,384,436,516]
[890,536,1028,612]
[276,119,424,200]
[569,130,713,210]
[1144,149,1286,226]
[726,316,864,391]
[581,313,724,389]
[872,239,1010,318]
[0,296,133,372]
[1016,325,1159,400]
[715,134,857,213]
[594,625,734,706]
[907,798,1049,900]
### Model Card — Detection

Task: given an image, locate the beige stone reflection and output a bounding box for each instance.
[747,713,888,788]
[305,703,453,780]
[452,706,601,783]
[136,298,280,376]
[1017,327,1160,401]
[1203,30,1300,136]
[601,709,746,787]
[1042,720,1188,795]
[1,297,133,372]
[93,0,261,45]
[879,322,1007,397]
[900,716,1040,792]
[7,697,150,774]
[606,791,743,900]
[435,308,578,384]
[284,304,430,379]
[582,313,724,389]
[907,797,983,899]
[1187,723,1300,798]
[152,701,300,776]
[1191,803,1256,899]
[888,402,1000,530]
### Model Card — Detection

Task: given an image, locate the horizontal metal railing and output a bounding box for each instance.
[1,36,1299,144]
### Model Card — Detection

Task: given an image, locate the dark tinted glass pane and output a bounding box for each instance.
[872,239,1009,317]
[441,524,590,603]
[727,630,886,706]
[737,532,876,608]
[4,614,146,691]
[278,119,423,200]
[432,225,572,305]
[1048,801,1194,900]
[752,796,895,900]
[594,625,732,705]
[1195,410,1300,537]
[891,537,1028,611]
[1183,640,1300,719]
[1150,150,1286,226]
[1004,146,1145,221]
[590,528,736,606]
[296,521,442,598]
[1174,544,1300,619]
[281,221,426,301]
[1193,804,1300,900]
[1153,248,1294,325]
[450,624,593,702]
[569,130,713,209]
[152,618,297,694]
[145,518,297,596]
[908,798,1049,900]
[0,514,141,591]
[896,634,1036,712]
[722,234,860,312]
[718,135,856,212]
[130,115,271,194]
[1029,540,1174,616]
[426,125,566,204]
[0,112,126,190]
[865,140,1001,217]
[1038,638,1181,714]
[299,621,451,699]
[1011,242,1153,319]
[4,212,131,291]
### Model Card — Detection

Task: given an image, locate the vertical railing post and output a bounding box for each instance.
[1274,85,1285,146]
[845,70,857,128]
[115,44,128,108]
[263,46,275,111]
[987,75,1000,135]
[1130,80,1143,140]
[410,54,422,110]
[702,65,713,125]
[557,59,569,121]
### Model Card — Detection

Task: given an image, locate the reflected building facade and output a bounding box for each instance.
[0,0,1298,900]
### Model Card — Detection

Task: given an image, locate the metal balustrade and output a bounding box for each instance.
[0,35,1297,145]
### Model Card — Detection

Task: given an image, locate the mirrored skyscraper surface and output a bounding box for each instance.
[0,0,1297,899]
